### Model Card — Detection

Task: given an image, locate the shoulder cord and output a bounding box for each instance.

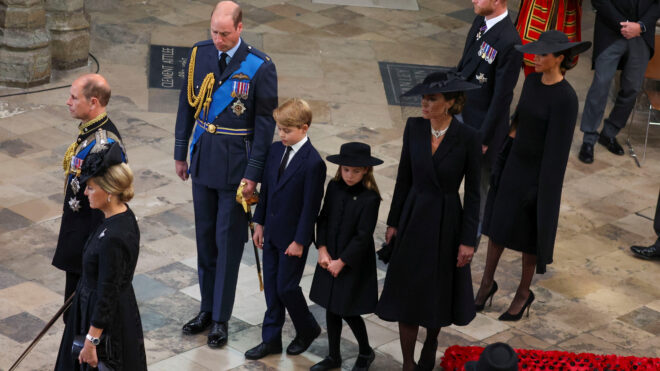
[186,46,215,122]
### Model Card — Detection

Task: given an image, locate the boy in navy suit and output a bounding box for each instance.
[245,98,326,360]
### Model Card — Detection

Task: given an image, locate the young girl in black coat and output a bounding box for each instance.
[309,142,383,371]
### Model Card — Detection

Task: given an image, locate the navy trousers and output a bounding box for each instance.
[192,182,248,323]
[261,241,318,344]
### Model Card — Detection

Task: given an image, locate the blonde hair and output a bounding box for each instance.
[273,98,312,128]
[333,166,381,199]
[93,163,134,202]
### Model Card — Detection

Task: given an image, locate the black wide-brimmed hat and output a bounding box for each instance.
[327,142,383,167]
[80,142,124,183]
[515,30,591,56]
[402,70,481,97]
[465,343,519,371]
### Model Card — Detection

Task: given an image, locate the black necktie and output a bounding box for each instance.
[278,146,292,180]
[219,52,228,74]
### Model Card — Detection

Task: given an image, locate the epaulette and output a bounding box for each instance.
[246,44,272,63]
[193,39,215,48]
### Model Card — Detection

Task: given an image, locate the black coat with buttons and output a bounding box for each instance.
[309,179,380,316]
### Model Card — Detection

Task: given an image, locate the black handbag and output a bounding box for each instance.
[377,236,396,263]
[71,334,115,371]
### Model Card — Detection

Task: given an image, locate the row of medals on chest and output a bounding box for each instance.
[205,78,248,134]
[67,130,109,212]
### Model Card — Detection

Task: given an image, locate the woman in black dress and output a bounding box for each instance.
[475,31,591,321]
[55,142,147,371]
[376,72,481,371]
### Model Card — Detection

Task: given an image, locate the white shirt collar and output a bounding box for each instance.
[218,38,241,61]
[484,10,508,33]
[289,135,308,154]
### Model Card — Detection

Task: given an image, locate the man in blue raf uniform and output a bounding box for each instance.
[174,0,278,348]
[52,74,125,321]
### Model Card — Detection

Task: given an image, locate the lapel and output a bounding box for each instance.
[432,117,460,165]
[460,16,484,67]
[459,15,511,80]
[218,40,249,83]
[417,120,442,190]
[274,140,311,193]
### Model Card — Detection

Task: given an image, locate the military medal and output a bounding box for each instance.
[232,100,246,116]
[231,80,250,100]
[70,177,81,194]
[476,73,488,84]
[68,197,81,212]
[478,42,497,64]
[476,24,487,40]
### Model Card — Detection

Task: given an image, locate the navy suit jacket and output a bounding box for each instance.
[458,14,522,166]
[174,39,278,189]
[253,140,326,249]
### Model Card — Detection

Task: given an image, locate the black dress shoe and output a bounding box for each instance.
[498,290,535,321]
[182,311,212,335]
[245,341,283,360]
[352,349,375,371]
[631,244,660,260]
[207,321,228,348]
[310,355,342,370]
[578,143,594,164]
[286,325,321,355]
[598,134,624,155]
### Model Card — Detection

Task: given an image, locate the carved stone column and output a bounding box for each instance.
[0,0,51,87]
[46,0,89,69]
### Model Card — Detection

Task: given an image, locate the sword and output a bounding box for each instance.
[9,292,75,371]
[237,181,264,291]
[238,137,263,291]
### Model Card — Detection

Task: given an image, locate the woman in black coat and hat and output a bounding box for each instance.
[55,142,147,371]
[375,71,482,371]
[309,142,383,371]
[474,31,591,321]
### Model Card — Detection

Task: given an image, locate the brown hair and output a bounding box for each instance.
[93,163,134,202]
[333,166,381,199]
[442,91,466,115]
[553,50,575,74]
[82,78,111,107]
[273,98,313,128]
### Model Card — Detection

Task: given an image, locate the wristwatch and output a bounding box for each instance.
[86,334,100,346]
[638,21,647,33]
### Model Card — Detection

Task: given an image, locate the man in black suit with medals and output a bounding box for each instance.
[457,0,523,245]
[52,74,125,320]
[578,0,660,164]
[174,1,278,348]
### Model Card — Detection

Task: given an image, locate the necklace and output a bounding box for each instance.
[431,124,450,139]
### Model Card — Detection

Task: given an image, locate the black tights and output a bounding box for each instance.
[326,311,371,358]
[399,322,440,371]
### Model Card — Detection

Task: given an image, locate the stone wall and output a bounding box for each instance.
[0,0,90,87]
[0,0,51,87]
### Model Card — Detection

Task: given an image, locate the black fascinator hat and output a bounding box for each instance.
[80,142,124,183]
[402,69,481,97]
[515,30,591,56]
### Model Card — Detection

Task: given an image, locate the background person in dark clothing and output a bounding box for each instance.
[578,0,660,164]
[631,189,660,260]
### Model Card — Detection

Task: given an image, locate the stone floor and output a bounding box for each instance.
[1,0,660,370]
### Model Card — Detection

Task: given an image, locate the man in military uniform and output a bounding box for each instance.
[174,1,278,348]
[52,74,125,320]
[457,0,522,245]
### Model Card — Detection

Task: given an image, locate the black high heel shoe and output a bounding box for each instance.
[474,281,498,312]
[498,290,535,321]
